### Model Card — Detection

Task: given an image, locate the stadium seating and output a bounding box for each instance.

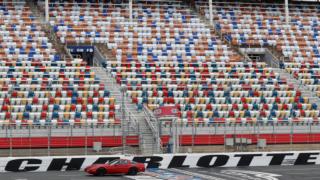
[0,2,118,127]
[47,1,320,125]
[196,1,320,99]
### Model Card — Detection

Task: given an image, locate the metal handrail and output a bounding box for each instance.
[196,1,320,8]
[142,105,164,153]
[265,48,280,68]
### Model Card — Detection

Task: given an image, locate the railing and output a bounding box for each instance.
[196,0,320,9]
[1,121,320,156]
[127,110,139,132]
[265,48,280,68]
[142,105,163,153]
[93,46,107,67]
[159,121,320,153]
[0,124,127,157]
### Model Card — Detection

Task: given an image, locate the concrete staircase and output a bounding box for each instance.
[141,106,163,155]
[138,116,161,155]
[27,1,71,58]
[91,64,161,154]
[93,44,163,154]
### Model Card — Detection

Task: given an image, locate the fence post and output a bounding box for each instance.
[48,125,51,156]
[192,121,195,148]
[8,126,12,157]
[85,122,88,156]
[256,122,260,152]
[309,122,312,146]
[214,123,217,152]
[233,123,237,152]
[223,122,226,152]
[29,125,31,156]
[290,122,293,151]
[179,121,183,153]
[272,123,275,145]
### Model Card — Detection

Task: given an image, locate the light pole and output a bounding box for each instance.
[209,0,213,26]
[129,0,133,23]
[285,0,289,25]
[45,0,49,23]
[120,85,127,154]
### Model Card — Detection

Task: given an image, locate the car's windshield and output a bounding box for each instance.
[108,159,120,165]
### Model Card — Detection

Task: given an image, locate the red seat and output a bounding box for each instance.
[187,111,193,118]
[109,111,115,118]
[87,97,93,104]
[229,111,235,117]
[87,111,92,118]
[4,98,10,105]
[11,91,18,98]
[71,104,76,111]
[41,112,47,119]
[42,104,48,111]
[93,90,99,97]
[109,104,115,111]
[77,97,83,104]
[49,97,55,104]
[32,97,39,104]
[5,112,11,119]
[232,103,239,110]
[67,90,73,97]
[98,97,104,104]
[81,104,87,111]
[1,105,8,112]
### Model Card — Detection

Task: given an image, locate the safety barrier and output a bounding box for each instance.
[1,151,320,172]
[1,133,320,149]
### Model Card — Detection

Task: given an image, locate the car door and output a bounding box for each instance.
[107,159,120,174]
[115,159,130,174]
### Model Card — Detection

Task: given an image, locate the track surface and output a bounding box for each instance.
[2,165,320,180]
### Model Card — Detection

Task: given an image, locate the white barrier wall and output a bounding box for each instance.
[1,151,320,172]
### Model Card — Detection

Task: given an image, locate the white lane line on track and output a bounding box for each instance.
[220,170,281,180]
[169,168,225,180]
[305,177,320,180]
[207,172,248,180]
[250,167,320,172]
[124,175,163,180]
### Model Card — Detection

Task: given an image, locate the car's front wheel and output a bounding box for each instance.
[95,168,106,176]
[127,167,138,175]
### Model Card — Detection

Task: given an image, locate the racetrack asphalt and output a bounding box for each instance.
[2,165,320,180]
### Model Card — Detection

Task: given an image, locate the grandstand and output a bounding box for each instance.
[0,0,320,156]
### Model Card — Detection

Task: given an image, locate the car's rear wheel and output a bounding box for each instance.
[127,167,138,175]
[95,168,106,176]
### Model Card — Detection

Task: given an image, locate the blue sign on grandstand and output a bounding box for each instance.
[67,46,94,53]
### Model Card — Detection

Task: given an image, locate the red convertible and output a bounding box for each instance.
[84,159,145,176]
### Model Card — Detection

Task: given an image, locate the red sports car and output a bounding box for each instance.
[84,159,145,176]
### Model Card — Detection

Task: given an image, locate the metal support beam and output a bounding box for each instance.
[129,0,133,22]
[45,0,49,23]
[285,0,289,25]
[171,118,179,153]
[209,0,213,26]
